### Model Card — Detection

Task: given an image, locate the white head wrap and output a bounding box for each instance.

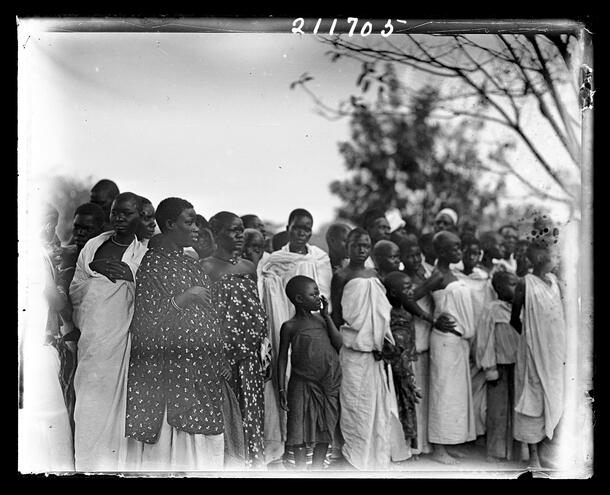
[435,208,458,225]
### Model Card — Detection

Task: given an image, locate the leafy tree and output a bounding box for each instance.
[328,63,505,231]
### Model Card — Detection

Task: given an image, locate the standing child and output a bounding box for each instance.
[510,240,566,469]
[277,276,342,470]
[477,271,522,462]
[382,271,423,454]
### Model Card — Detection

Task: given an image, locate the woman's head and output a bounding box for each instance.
[287,208,313,250]
[155,197,197,248]
[209,211,245,254]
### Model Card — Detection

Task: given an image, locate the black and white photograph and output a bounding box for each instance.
[16,16,594,478]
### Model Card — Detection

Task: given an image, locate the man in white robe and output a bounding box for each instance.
[338,277,407,470]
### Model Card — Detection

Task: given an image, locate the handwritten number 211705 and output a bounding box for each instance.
[291,18,407,37]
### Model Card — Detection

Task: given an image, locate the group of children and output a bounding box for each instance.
[23,178,567,473]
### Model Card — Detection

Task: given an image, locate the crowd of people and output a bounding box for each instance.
[18,178,568,474]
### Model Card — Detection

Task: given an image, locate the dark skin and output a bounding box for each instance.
[434,214,455,233]
[89,197,141,283]
[368,217,391,244]
[500,226,518,259]
[137,203,156,240]
[90,187,116,223]
[201,216,257,282]
[193,225,216,260]
[330,233,378,328]
[408,232,472,464]
[401,243,428,281]
[480,234,506,273]
[242,229,265,268]
[277,287,341,470]
[327,225,351,270]
[509,248,557,469]
[462,242,482,276]
[287,215,313,254]
[73,213,104,251]
[372,241,401,280]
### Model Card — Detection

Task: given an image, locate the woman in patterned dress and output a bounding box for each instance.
[124,198,232,471]
[201,211,268,467]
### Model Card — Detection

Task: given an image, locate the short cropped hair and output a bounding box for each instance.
[113,192,143,212]
[325,222,351,243]
[346,227,370,245]
[91,179,119,197]
[155,197,193,233]
[491,270,516,294]
[285,275,316,304]
[461,234,480,248]
[208,211,240,237]
[241,214,260,229]
[139,196,153,206]
[287,208,313,226]
[74,202,105,228]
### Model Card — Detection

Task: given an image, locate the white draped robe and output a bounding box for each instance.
[69,232,147,471]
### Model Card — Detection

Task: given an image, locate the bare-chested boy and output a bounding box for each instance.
[371,240,401,281]
[277,277,342,470]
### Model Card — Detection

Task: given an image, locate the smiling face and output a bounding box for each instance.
[166,207,199,248]
[288,215,313,250]
[217,216,245,253]
[110,198,141,237]
[347,233,372,264]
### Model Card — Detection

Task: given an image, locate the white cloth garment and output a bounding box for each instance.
[19,248,74,473]
[428,279,477,445]
[69,232,147,471]
[339,277,407,470]
[514,273,566,442]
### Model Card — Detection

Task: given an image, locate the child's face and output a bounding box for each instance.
[348,234,371,263]
[401,245,422,273]
[497,274,518,301]
[377,244,401,273]
[244,234,265,264]
[297,281,321,311]
[193,227,215,259]
[395,277,413,304]
[440,237,462,264]
[463,243,481,269]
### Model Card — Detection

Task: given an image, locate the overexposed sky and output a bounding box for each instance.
[18,24,578,228]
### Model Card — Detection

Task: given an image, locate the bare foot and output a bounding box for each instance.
[431,450,458,465]
[446,446,467,458]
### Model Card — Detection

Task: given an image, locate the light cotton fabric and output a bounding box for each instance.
[428,279,477,445]
[338,277,407,470]
[69,232,147,471]
[513,273,566,443]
